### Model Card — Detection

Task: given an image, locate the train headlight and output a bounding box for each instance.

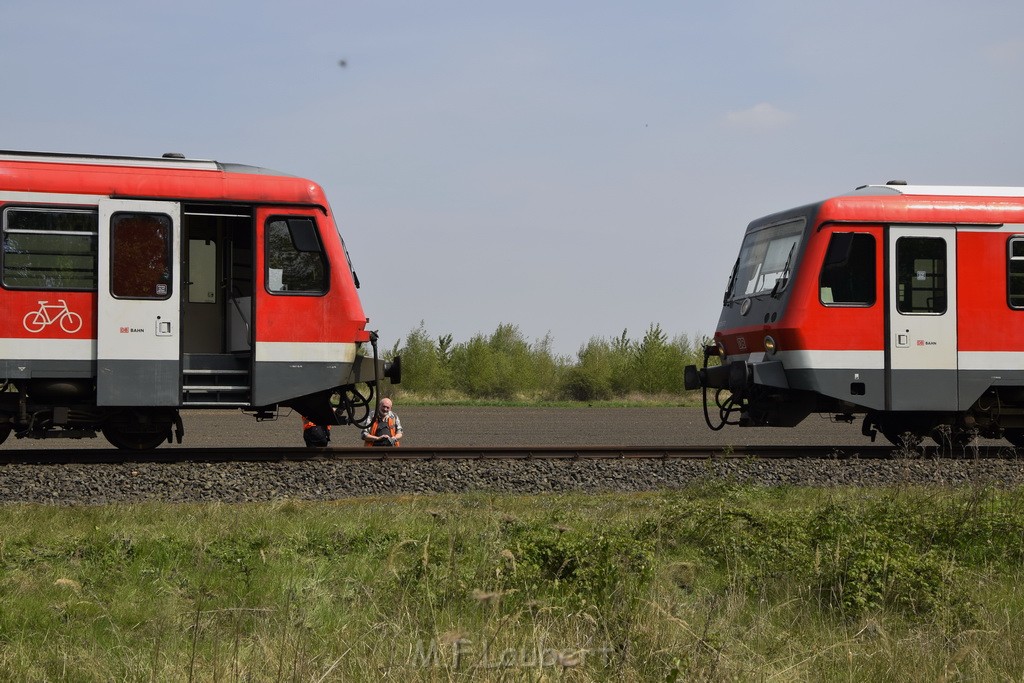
[764,335,777,355]
[716,341,727,358]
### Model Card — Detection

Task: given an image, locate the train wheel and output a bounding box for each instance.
[0,425,10,446]
[1005,429,1024,448]
[102,422,169,450]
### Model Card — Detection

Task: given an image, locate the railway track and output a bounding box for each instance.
[0,443,1016,465]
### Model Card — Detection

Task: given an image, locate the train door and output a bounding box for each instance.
[181,208,254,355]
[96,199,181,406]
[886,225,958,410]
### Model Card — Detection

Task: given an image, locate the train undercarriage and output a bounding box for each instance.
[686,355,1024,449]
[0,366,399,450]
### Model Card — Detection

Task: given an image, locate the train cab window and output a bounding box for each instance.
[110,213,173,299]
[895,236,946,314]
[729,219,805,301]
[1008,237,1024,309]
[265,217,327,294]
[2,207,98,290]
[819,233,875,306]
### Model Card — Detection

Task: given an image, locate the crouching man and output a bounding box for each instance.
[361,398,403,447]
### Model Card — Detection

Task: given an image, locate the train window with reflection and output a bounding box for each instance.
[265,217,327,294]
[1,207,98,290]
[110,213,173,299]
[819,233,876,306]
[728,218,805,301]
[1008,237,1024,309]
[895,236,946,314]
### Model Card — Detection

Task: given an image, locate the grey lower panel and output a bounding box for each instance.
[97,359,180,406]
[1,359,95,379]
[889,369,957,411]
[959,370,1024,409]
[251,360,357,406]
[786,368,887,411]
[787,368,1024,413]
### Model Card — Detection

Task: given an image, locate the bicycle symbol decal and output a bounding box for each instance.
[22,299,83,334]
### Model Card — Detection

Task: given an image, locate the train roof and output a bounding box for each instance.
[847,183,1024,198]
[750,183,1024,230]
[0,149,329,208]
[0,149,291,176]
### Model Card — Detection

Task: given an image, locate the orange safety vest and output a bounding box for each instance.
[364,415,399,447]
[302,417,330,432]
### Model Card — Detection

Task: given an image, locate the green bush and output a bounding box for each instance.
[389,321,710,401]
[387,321,454,395]
[499,522,654,606]
[559,334,631,401]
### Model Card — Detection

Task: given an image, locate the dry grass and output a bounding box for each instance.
[0,488,1023,680]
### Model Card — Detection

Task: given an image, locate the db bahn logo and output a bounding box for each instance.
[22,299,83,334]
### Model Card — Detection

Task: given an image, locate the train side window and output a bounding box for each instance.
[1008,237,1024,309]
[895,236,946,314]
[265,217,327,294]
[819,233,876,306]
[1,207,98,290]
[110,213,173,299]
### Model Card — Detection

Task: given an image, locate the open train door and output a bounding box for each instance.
[886,225,958,410]
[96,199,182,405]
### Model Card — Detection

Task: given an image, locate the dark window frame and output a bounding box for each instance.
[109,212,174,300]
[1008,235,1024,310]
[895,236,947,315]
[818,232,877,307]
[1,205,99,291]
[264,215,329,296]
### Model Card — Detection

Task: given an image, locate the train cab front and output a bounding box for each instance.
[684,210,818,430]
[685,334,814,429]
[282,330,402,429]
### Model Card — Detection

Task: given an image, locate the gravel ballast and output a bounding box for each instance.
[1,407,1021,504]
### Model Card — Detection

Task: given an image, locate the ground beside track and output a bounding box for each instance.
[2,406,922,450]
[1,408,1022,504]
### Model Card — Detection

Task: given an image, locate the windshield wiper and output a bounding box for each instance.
[770,244,796,298]
[722,258,739,306]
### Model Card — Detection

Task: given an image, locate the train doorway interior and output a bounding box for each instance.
[181,205,254,408]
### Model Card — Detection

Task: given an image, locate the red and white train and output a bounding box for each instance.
[0,150,399,449]
[684,182,1024,446]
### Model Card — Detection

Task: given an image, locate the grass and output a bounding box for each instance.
[3,486,1024,680]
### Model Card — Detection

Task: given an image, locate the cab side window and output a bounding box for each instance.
[819,233,876,306]
[1008,237,1024,309]
[265,217,327,294]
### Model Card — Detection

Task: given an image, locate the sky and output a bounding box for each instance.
[2,1,1023,357]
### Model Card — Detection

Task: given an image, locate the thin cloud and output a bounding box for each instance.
[723,103,794,130]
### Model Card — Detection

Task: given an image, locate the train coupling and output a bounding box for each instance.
[383,355,402,384]
[684,360,751,392]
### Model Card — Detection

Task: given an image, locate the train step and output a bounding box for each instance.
[182,353,252,404]
[182,385,251,392]
[183,368,249,376]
